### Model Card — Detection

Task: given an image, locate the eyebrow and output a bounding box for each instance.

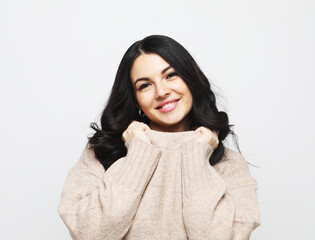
[134,65,173,86]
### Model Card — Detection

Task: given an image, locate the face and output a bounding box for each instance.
[130,53,193,132]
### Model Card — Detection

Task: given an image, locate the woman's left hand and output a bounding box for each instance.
[195,126,219,150]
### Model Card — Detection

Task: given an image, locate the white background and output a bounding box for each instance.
[1,0,314,239]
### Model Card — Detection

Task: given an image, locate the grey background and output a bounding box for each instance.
[1,0,314,239]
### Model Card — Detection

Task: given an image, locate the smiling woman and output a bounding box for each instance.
[130,53,193,132]
[58,35,260,240]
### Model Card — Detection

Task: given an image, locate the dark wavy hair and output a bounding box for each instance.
[88,35,238,170]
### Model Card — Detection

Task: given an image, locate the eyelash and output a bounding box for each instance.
[137,72,178,91]
[166,72,178,79]
[138,83,151,90]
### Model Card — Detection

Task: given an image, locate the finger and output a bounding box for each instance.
[127,121,138,129]
[121,131,127,142]
[212,130,219,137]
[135,122,147,131]
[129,122,149,134]
[142,123,150,131]
[130,121,138,125]
[195,126,206,133]
[129,121,145,131]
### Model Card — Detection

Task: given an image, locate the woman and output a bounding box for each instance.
[59,35,260,240]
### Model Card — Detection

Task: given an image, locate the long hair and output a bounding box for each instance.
[88,35,238,170]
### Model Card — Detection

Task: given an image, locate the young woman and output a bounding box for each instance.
[59,35,260,240]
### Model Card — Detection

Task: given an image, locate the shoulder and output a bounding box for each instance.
[213,148,255,184]
[69,143,105,179]
[215,148,247,168]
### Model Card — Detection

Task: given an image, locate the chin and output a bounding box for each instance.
[159,119,187,128]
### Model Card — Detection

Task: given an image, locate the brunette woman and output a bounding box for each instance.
[59,35,260,240]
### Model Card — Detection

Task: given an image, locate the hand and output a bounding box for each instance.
[122,121,151,143]
[195,126,219,150]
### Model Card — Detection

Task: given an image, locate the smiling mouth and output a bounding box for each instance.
[156,99,180,109]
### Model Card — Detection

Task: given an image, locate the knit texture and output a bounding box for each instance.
[59,129,260,240]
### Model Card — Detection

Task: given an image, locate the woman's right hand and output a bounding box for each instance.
[122,121,151,143]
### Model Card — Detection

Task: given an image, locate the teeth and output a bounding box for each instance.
[161,102,174,109]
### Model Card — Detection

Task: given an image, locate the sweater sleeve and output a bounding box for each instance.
[58,139,161,240]
[181,142,260,240]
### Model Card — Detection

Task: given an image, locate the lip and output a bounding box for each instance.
[156,98,180,113]
[156,98,180,109]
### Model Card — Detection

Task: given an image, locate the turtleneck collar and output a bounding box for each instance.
[146,129,200,149]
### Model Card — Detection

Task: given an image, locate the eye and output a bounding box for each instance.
[166,72,178,79]
[138,83,151,91]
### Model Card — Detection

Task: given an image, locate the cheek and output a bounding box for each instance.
[173,81,192,99]
[181,85,193,108]
[187,89,193,102]
[136,93,152,110]
[171,79,189,92]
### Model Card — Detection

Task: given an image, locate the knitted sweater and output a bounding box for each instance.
[59,129,260,240]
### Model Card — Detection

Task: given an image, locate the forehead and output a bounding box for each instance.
[130,53,170,82]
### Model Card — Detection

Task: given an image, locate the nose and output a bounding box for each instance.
[155,81,171,98]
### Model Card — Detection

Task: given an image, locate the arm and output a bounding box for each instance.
[214,150,260,240]
[58,139,161,240]
[181,142,260,240]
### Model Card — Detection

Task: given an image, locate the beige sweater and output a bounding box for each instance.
[59,129,260,240]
